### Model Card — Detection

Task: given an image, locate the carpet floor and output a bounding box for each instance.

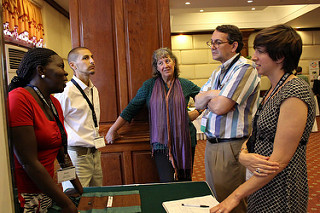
[192,117,320,212]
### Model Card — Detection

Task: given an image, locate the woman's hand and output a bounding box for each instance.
[105,129,120,144]
[239,151,279,176]
[210,194,240,213]
[105,117,127,144]
[188,110,200,121]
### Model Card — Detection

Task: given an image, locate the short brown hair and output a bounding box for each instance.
[254,24,302,73]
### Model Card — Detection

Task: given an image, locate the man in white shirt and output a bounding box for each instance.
[55,47,103,190]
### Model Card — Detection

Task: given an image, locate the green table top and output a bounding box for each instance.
[49,181,214,213]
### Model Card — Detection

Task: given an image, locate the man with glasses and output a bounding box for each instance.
[195,25,260,213]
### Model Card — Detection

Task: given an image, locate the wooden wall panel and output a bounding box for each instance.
[158,0,171,48]
[113,0,129,113]
[69,0,118,123]
[132,151,159,183]
[100,153,123,186]
[124,0,161,100]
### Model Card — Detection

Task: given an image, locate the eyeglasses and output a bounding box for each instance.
[206,40,229,48]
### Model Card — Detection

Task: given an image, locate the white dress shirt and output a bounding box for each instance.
[55,76,100,147]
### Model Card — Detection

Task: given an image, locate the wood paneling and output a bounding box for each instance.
[69,0,171,185]
[132,151,159,183]
[124,0,160,100]
[98,123,159,185]
[100,153,123,186]
[240,29,255,58]
[69,0,117,123]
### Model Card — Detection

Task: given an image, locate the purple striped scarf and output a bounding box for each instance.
[149,77,192,179]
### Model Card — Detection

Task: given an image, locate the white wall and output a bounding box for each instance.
[1,0,14,211]
[171,34,220,87]
[0,80,14,213]
[42,1,73,80]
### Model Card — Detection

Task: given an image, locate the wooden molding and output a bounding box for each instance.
[43,0,69,19]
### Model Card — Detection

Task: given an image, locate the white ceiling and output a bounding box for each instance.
[54,0,320,32]
[170,0,320,12]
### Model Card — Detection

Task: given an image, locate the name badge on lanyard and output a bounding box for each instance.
[57,166,76,183]
[94,127,106,149]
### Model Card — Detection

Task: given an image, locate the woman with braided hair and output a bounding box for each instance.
[8,48,82,212]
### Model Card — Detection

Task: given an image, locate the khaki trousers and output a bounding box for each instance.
[62,147,103,191]
[205,139,247,213]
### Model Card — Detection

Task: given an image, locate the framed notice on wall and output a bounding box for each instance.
[309,60,320,82]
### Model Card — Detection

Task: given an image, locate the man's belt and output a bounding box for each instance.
[207,137,248,144]
[68,146,97,155]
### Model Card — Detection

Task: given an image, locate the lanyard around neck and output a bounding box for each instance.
[71,78,98,127]
[257,72,291,112]
[28,84,68,154]
[217,54,241,89]
[247,72,291,153]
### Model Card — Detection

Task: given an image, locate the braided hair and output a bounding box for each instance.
[8,48,58,92]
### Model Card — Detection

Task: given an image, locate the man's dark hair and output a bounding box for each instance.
[215,25,244,53]
[68,47,90,64]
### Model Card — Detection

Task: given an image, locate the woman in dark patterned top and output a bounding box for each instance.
[211,25,315,213]
[105,48,201,182]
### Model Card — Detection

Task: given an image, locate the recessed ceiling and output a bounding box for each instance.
[170,0,320,32]
[170,0,320,11]
[52,0,320,32]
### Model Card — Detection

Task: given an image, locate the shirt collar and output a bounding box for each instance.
[72,76,94,90]
[221,53,239,73]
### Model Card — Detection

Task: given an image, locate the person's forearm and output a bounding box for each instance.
[105,116,128,143]
[70,177,83,195]
[232,165,284,203]
[109,116,127,131]
[195,90,220,109]
[207,96,236,115]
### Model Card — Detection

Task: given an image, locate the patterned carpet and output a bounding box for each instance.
[192,117,320,212]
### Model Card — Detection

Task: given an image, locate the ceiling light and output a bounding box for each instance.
[247,0,253,3]
[200,9,204,12]
[251,8,256,10]
[185,2,191,5]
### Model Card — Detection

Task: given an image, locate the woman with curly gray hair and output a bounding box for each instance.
[106,47,201,182]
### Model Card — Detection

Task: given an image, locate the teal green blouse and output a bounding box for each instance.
[120,77,200,148]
